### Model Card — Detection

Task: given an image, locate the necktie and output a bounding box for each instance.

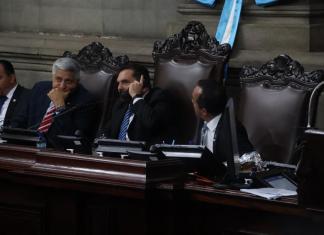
[0,96,8,112]
[118,105,133,140]
[38,104,56,133]
[200,123,208,146]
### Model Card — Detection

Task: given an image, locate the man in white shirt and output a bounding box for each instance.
[192,79,253,161]
[0,60,29,127]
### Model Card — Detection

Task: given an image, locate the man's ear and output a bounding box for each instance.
[9,74,16,84]
[200,107,209,118]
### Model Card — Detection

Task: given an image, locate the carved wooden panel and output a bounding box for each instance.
[152,21,231,62]
[240,54,324,90]
[63,42,129,73]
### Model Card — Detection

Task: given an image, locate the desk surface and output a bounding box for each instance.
[0,143,323,235]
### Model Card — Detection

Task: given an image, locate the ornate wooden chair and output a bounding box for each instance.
[63,42,129,132]
[152,21,231,144]
[307,81,324,130]
[238,54,324,163]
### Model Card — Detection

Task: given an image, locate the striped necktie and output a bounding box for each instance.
[118,105,133,140]
[38,104,56,133]
[200,123,208,146]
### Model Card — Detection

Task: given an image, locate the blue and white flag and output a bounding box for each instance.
[195,0,217,7]
[255,0,278,6]
[195,0,278,7]
[195,0,279,46]
[215,0,243,47]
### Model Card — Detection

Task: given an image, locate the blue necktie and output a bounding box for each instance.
[118,105,133,140]
[200,123,208,146]
[0,96,8,112]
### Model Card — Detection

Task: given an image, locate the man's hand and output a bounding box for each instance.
[129,75,144,98]
[48,88,69,108]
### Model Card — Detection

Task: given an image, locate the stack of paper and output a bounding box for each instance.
[240,188,297,200]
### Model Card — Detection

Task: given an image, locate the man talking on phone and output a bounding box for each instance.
[100,64,175,145]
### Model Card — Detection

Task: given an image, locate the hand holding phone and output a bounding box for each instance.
[129,75,144,98]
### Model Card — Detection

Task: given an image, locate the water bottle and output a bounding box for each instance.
[36,133,47,149]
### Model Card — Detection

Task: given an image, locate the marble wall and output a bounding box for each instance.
[0,0,324,88]
[0,0,183,87]
[0,0,180,38]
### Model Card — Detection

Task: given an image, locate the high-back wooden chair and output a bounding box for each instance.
[63,42,129,133]
[238,54,323,163]
[152,21,231,144]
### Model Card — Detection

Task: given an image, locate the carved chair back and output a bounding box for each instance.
[307,81,324,130]
[63,42,129,132]
[238,55,323,163]
[152,21,231,143]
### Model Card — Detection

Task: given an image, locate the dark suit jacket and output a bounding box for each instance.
[11,81,98,147]
[215,115,254,162]
[3,85,30,127]
[198,114,254,162]
[102,87,175,145]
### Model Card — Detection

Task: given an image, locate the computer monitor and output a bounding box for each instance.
[94,138,146,157]
[0,127,39,146]
[53,134,92,155]
[219,98,241,184]
[151,144,226,177]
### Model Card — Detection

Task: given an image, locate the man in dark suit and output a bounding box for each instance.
[11,57,97,147]
[100,64,174,144]
[0,60,30,127]
[192,79,254,162]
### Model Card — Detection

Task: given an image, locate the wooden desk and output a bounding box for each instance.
[0,144,183,235]
[0,144,323,235]
[180,183,324,234]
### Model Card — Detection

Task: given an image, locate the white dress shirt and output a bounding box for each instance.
[0,84,17,127]
[125,92,148,140]
[203,113,222,153]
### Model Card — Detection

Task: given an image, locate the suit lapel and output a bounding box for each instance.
[213,114,224,154]
[37,86,52,123]
[4,85,21,125]
[127,90,152,139]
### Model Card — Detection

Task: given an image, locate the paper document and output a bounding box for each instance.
[240,188,297,200]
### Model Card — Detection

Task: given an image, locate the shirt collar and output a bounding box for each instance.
[206,113,222,132]
[6,84,18,100]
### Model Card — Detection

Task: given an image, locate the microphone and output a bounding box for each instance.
[55,129,92,154]
[56,100,102,117]
[27,100,102,130]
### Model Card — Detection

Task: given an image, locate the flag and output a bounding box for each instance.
[216,0,243,47]
[195,0,278,7]
[195,0,217,7]
[255,0,278,6]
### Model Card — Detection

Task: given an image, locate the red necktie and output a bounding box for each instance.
[38,104,56,133]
